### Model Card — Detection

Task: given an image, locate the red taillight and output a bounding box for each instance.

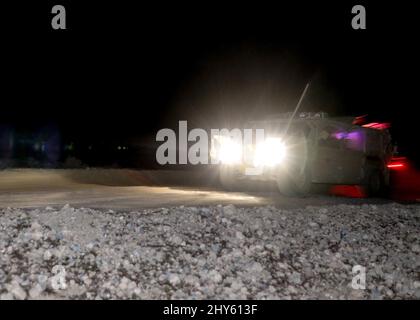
[387,157,407,170]
[387,163,404,168]
[362,122,391,130]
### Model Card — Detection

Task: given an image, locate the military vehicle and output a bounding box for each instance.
[211,112,394,196]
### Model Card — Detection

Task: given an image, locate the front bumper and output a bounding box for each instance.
[222,164,281,181]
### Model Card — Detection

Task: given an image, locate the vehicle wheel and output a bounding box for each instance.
[276,136,312,197]
[366,170,384,197]
[293,165,313,195]
[277,165,312,196]
[219,165,239,191]
[276,178,296,196]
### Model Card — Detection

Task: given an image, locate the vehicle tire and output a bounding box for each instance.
[293,164,313,195]
[276,135,312,197]
[276,178,296,196]
[219,165,240,191]
[277,165,312,197]
[366,170,384,197]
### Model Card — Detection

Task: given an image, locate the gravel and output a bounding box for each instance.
[0,203,419,300]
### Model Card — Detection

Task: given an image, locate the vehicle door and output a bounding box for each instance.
[311,123,345,184]
[340,127,366,184]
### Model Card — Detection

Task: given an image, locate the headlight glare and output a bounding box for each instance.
[217,137,242,164]
[254,137,286,167]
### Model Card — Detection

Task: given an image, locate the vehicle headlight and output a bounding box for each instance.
[216,137,242,164]
[254,137,286,167]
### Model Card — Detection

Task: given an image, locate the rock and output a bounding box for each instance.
[288,272,302,285]
[168,274,181,286]
[118,277,130,291]
[30,221,42,230]
[319,213,328,222]
[309,222,319,228]
[370,288,383,300]
[348,289,365,299]
[235,231,245,240]
[208,270,222,283]
[286,285,298,294]
[200,208,211,215]
[28,284,44,299]
[0,293,14,300]
[61,204,72,211]
[82,275,92,287]
[411,244,420,253]
[43,250,52,261]
[250,262,263,273]
[70,244,81,252]
[9,283,27,300]
[223,205,237,216]
[169,235,184,246]
[31,231,43,241]
[86,242,95,251]
[37,275,49,290]
[230,280,243,292]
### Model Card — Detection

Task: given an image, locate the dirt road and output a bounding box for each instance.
[0,169,391,209]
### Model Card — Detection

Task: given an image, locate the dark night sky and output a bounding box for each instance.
[1,1,419,165]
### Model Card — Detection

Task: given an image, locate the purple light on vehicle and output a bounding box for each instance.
[345,130,364,151]
[333,132,347,140]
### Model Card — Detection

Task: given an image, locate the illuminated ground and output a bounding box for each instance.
[0,169,418,300]
[0,169,392,210]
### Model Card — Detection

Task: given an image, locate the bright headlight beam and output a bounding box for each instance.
[218,137,242,164]
[254,137,286,167]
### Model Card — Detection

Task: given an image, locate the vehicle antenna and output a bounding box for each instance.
[283,82,310,136]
